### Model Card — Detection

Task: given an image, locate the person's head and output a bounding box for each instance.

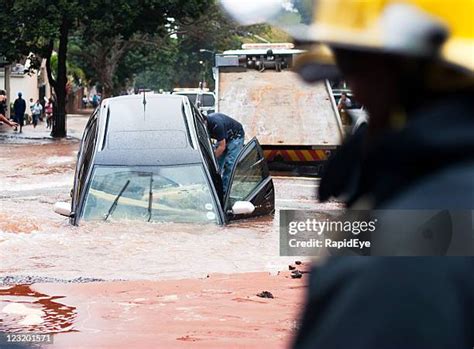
[340,92,347,100]
[18,92,22,98]
[30,98,33,102]
[222,0,473,135]
[0,90,7,103]
[282,1,473,137]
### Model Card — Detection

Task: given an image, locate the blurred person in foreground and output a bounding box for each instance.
[294,2,474,348]
[220,0,474,348]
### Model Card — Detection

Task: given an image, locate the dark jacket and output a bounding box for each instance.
[13,97,26,117]
[353,93,474,209]
[294,94,474,349]
[294,257,474,349]
[319,93,474,208]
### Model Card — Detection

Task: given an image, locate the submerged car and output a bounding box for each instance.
[54,94,274,225]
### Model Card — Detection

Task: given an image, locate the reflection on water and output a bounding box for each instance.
[0,285,76,333]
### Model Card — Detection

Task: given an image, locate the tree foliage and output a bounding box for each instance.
[0,0,84,137]
[132,3,279,91]
[0,0,213,137]
[1,0,287,135]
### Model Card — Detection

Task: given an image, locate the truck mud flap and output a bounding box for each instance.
[267,161,326,177]
[263,147,338,177]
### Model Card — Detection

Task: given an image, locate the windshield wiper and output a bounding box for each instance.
[147,174,153,222]
[104,180,130,221]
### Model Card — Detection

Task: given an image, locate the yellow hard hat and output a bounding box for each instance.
[304,0,473,73]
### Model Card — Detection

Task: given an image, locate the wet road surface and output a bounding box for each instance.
[0,116,342,344]
[0,116,341,282]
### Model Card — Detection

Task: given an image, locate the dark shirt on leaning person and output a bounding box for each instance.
[206,112,244,142]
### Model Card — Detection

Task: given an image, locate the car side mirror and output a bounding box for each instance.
[231,201,255,215]
[53,202,72,217]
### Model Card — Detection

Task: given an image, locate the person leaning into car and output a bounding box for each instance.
[205,112,245,193]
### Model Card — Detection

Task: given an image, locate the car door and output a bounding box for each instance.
[224,137,275,222]
[190,104,224,204]
[71,113,99,224]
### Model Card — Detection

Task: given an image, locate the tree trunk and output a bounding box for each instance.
[51,19,69,138]
[100,69,114,98]
[92,36,131,98]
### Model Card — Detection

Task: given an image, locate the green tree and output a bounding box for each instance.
[131,3,280,91]
[70,0,212,97]
[0,0,213,137]
[0,0,82,137]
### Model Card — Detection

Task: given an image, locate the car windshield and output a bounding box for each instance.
[82,165,219,224]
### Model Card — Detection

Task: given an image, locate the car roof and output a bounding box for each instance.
[93,94,202,167]
[174,91,214,95]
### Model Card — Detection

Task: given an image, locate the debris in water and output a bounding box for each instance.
[256,291,274,299]
[291,270,303,279]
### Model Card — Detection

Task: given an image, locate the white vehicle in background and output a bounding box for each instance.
[173,88,216,115]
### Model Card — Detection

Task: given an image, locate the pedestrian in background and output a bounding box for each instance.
[28,98,34,124]
[0,90,18,128]
[45,98,53,129]
[31,99,43,128]
[50,94,58,133]
[13,92,26,133]
[25,97,32,125]
[337,92,352,112]
[92,94,99,108]
[337,92,352,125]
[40,96,46,121]
[82,95,88,109]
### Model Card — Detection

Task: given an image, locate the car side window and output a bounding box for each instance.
[191,105,217,165]
[190,104,224,201]
[226,139,266,207]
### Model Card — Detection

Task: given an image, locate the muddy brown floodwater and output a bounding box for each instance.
[0,116,343,347]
